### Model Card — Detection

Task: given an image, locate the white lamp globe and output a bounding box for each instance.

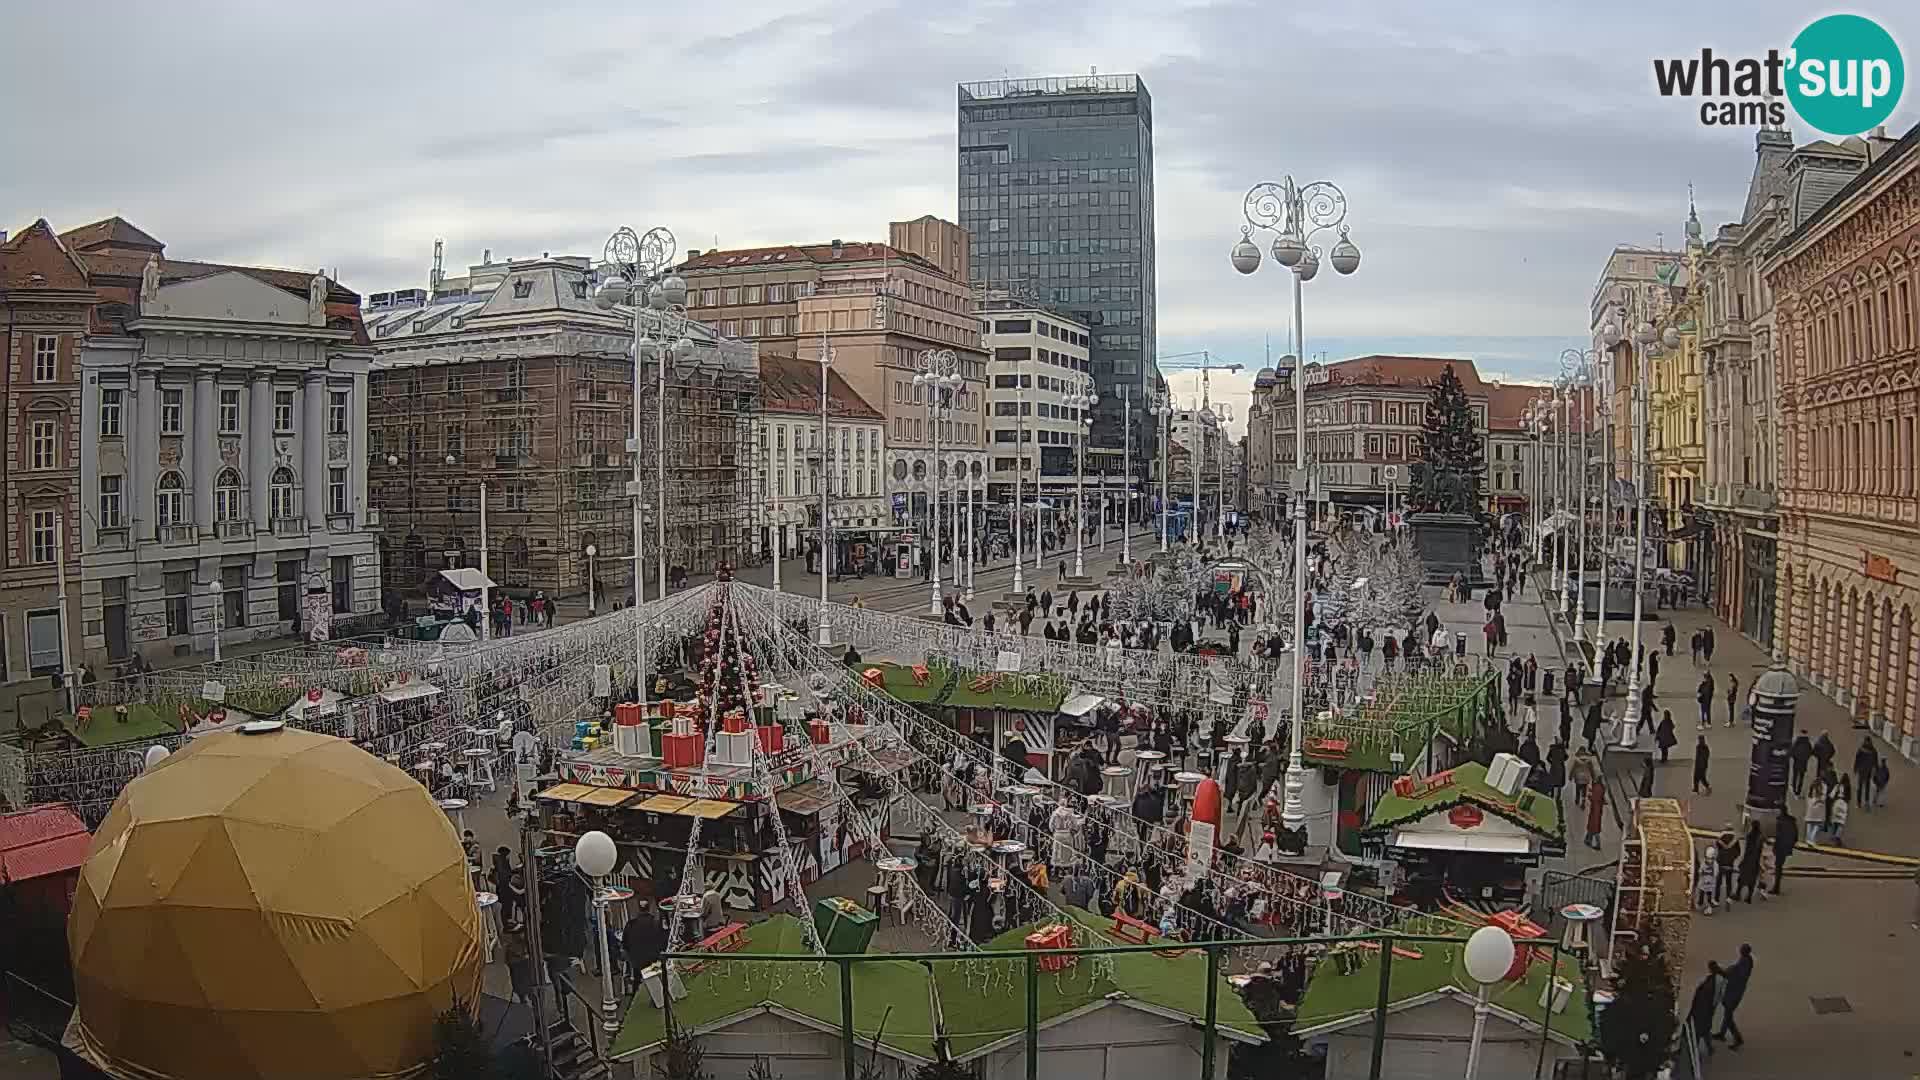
[1329,228,1361,275]
[1633,321,1656,345]
[574,830,618,877]
[1661,327,1681,349]
[594,279,626,311]
[659,274,689,307]
[1297,249,1321,282]
[143,744,171,771]
[1602,321,1621,346]
[1270,228,1306,267]
[585,544,597,558]
[1230,233,1262,275]
[673,337,697,362]
[1463,924,1517,984]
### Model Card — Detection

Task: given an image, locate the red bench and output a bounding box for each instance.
[685,922,748,972]
[1110,911,1161,946]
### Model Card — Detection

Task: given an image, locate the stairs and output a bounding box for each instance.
[546,1016,611,1080]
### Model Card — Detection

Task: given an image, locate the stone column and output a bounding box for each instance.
[302,371,326,527]
[250,372,273,529]
[134,369,159,540]
[349,372,369,528]
[193,370,216,529]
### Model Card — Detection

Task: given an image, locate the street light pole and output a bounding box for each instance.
[1555,379,1570,620]
[586,544,598,615]
[1012,360,1025,595]
[1595,346,1615,648]
[1215,404,1235,539]
[964,463,976,602]
[1071,376,1097,579]
[1620,318,1662,745]
[818,328,834,646]
[1233,175,1362,838]
[915,349,961,614]
[1562,350,1598,639]
[1121,389,1133,565]
[208,579,223,664]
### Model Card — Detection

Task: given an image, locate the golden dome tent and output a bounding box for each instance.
[67,723,483,1080]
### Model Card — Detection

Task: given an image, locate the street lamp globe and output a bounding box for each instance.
[1231,228,1262,275]
[1662,326,1681,349]
[445,454,456,466]
[1270,227,1306,267]
[659,274,688,307]
[1329,227,1361,275]
[573,830,618,877]
[1297,248,1321,282]
[594,278,627,310]
[209,580,222,596]
[1463,925,1517,984]
[1633,321,1656,345]
[385,454,399,467]
[673,337,696,362]
[585,544,597,558]
[1602,320,1621,346]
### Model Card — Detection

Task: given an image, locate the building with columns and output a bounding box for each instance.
[1650,209,1706,575]
[67,219,381,667]
[1768,123,1920,759]
[754,353,888,572]
[1697,123,1874,646]
[1,221,93,696]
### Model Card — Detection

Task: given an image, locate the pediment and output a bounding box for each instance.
[144,270,309,326]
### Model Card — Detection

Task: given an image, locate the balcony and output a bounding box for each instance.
[1701,317,1751,348]
[272,516,308,538]
[95,526,129,552]
[158,524,198,545]
[216,520,252,540]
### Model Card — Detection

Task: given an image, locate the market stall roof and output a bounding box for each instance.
[0,804,90,885]
[534,783,599,803]
[1294,944,1590,1044]
[845,746,915,775]
[438,568,497,592]
[1363,761,1562,841]
[1387,830,1532,854]
[1059,692,1105,718]
[377,681,443,704]
[776,778,836,816]
[633,794,739,819]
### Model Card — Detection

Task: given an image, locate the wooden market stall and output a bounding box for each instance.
[853,661,1076,776]
[1361,758,1564,907]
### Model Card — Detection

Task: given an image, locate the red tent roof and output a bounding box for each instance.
[0,805,90,884]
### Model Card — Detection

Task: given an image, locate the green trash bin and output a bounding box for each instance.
[812,896,878,955]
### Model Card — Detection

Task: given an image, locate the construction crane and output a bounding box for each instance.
[1155,350,1244,411]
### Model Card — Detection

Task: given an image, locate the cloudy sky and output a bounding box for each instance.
[5,1,1915,434]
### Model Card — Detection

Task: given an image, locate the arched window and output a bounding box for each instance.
[270,467,297,521]
[214,468,243,522]
[156,471,186,526]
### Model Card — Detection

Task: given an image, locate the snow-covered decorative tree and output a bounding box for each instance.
[1407,364,1485,515]
[1597,927,1680,1080]
[1322,533,1427,631]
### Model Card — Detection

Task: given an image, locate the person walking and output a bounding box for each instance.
[1736,821,1765,903]
[1714,944,1752,1050]
[1662,621,1676,657]
[1771,809,1796,896]
[1692,735,1712,794]
[1570,746,1600,805]
[1696,672,1715,729]
[1789,730,1813,796]
[1725,674,1740,728]
[1829,780,1851,846]
[1873,756,1891,809]
[1688,963,1724,1060]
[1713,831,1739,911]
[1656,710,1677,763]
[1853,739,1877,809]
[1805,774,1828,846]
[1584,778,1606,849]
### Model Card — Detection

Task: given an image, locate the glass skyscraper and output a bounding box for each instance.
[957,74,1157,469]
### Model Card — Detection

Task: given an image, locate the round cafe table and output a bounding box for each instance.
[1100,765,1132,798]
[1132,749,1167,792]
[875,855,917,923]
[474,891,500,962]
[436,797,469,835]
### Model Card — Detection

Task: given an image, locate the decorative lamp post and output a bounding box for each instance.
[1561,349,1600,637]
[1214,403,1236,539]
[1462,924,1517,1080]
[1193,405,1210,543]
[572,830,622,1037]
[1619,314,1659,746]
[1152,392,1173,551]
[1012,367,1026,595]
[1597,318,1624,647]
[585,544,598,615]
[816,331,834,646]
[1069,376,1098,579]
[914,349,963,614]
[963,459,978,602]
[1120,387,1134,565]
[1233,175,1361,839]
[596,224,686,703]
[208,579,223,663]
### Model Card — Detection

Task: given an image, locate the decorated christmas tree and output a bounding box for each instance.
[1597,927,1680,1080]
[1407,364,1485,515]
[694,586,757,723]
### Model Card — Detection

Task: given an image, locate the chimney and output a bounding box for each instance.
[831,239,843,259]
[686,249,701,259]
[482,248,492,264]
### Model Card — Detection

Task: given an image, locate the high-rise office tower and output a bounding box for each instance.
[958,74,1156,479]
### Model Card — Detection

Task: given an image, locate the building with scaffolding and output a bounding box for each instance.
[362,248,758,602]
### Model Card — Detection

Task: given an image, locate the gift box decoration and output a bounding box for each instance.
[662,732,704,769]
[671,712,695,737]
[658,698,676,720]
[722,712,749,735]
[807,719,832,745]
[756,724,784,755]
[715,729,758,767]
[1024,923,1077,973]
[615,702,643,728]
[615,721,655,757]
[812,896,878,955]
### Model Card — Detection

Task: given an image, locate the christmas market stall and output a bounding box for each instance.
[852,660,1071,773]
[1361,757,1564,907]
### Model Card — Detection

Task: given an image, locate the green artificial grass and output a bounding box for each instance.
[1303,681,1490,774]
[857,661,1067,714]
[61,703,185,747]
[1294,937,1591,1045]
[1366,761,1561,840]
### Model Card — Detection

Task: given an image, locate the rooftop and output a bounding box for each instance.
[680,241,942,277]
[759,354,883,420]
[959,74,1143,100]
[0,804,90,885]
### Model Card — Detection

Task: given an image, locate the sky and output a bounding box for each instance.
[4,1,1916,436]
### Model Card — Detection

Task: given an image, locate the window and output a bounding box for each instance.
[102,578,130,661]
[723,287,741,305]
[766,284,787,303]
[274,390,296,431]
[219,389,241,432]
[1365,434,1382,457]
[505,482,529,510]
[276,560,301,621]
[745,286,763,304]
[100,389,124,436]
[768,316,786,335]
[328,468,348,515]
[32,335,57,382]
[99,475,124,528]
[214,468,243,521]
[29,509,57,564]
[447,424,464,453]
[165,570,191,637]
[25,609,62,676]
[270,467,297,521]
[157,472,187,526]
[447,372,465,393]
[331,556,353,614]
[222,564,247,629]
[745,318,762,336]
[700,288,719,306]
[29,419,57,469]
[329,391,349,434]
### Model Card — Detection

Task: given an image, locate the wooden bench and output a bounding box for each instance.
[1110,911,1159,946]
[1350,939,1425,961]
[685,922,748,972]
[911,664,932,686]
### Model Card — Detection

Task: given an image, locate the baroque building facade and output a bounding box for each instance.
[1769,124,1920,760]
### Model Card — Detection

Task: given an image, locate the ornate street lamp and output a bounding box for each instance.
[1232,175,1360,839]
[914,350,963,615]
[1068,376,1099,579]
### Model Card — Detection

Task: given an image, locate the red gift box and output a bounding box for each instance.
[722,713,749,734]
[756,725,784,754]
[615,702,643,727]
[662,732,704,769]
[807,719,831,745]
[1024,924,1076,973]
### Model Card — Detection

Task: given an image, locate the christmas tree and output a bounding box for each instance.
[1407,364,1485,515]
[1597,927,1680,1080]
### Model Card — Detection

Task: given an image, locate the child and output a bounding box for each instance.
[1695,843,1720,914]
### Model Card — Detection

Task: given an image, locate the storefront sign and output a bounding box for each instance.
[1862,550,1899,584]
[1448,804,1485,830]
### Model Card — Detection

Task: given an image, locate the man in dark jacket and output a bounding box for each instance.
[1789,731,1814,794]
[1688,962,1724,1060]
[1813,731,1837,780]
[1582,700,1604,753]
[1771,811,1797,895]
[1697,672,1716,729]
[1714,944,1753,1049]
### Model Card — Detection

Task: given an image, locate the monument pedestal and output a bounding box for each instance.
[1409,512,1487,585]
